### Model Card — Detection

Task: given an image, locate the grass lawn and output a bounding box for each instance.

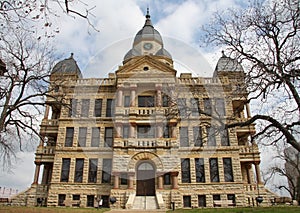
[0,206,110,213]
[167,206,300,213]
[1,206,300,213]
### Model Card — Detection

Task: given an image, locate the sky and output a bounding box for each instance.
[1,0,289,197]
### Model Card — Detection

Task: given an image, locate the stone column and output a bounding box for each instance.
[157,123,163,138]
[130,84,137,107]
[246,103,251,118]
[117,87,123,107]
[171,125,176,138]
[44,105,50,119]
[246,164,252,184]
[113,172,120,189]
[128,172,135,189]
[33,162,41,184]
[129,124,135,138]
[115,123,121,138]
[170,171,179,189]
[156,84,162,107]
[41,164,49,185]
[255,163,262,184]
[157,172,164,189]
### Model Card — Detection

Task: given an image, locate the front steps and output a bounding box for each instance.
[132,196,158,210]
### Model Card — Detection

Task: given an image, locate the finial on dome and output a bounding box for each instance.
[146,7,150,19]
[221,50,226,57]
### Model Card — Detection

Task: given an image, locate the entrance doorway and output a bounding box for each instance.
[136,162,155,196]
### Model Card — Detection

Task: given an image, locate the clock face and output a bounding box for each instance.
[143,42,153,50]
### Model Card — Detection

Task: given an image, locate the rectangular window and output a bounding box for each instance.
[227,194,236,205]
[123,125,129,139]
[65,127,74,147]
[94,99,102,117]
[220,127,230,146]
[180,127,189,147]
[88,159,98,183]
[181,158,191,183]
[203,98,212,115]
[193,126,203,147]
[102,159,112,183]
[223,158,234,182]
[74,158,84,183]
[215,98,226,116]
[73,194,80,200]
[191,98,200,116]
[195,158,205,183]
[137,126,155,138]
[78,127,87,147]
[162,95,169,107]
[87,195,95,207]
[177,98,187,117]
[91,127,100,147]
[60,158,71,182]
[163,126,170,138]
[183,196,191,208]
[104,127,113,147]
[58,194,66,206]
[120,173,128,185]
[207,126,216,146]
[81,99,90,117]
[124,96,130,107]
[106,99,115,117]
[138,96,155,107]
[213,194,221,201]
[209,158,220,182]
[164,173,171,185]
[198,195,206,207]
[69,99,77,117]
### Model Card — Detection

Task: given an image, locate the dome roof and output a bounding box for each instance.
[123,9,172,62]
[52,53,82,78]
[133,17,163,45]
[215,52,244,72]
[155,48,172,58]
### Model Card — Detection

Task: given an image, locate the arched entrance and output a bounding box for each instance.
[136,161,156,196]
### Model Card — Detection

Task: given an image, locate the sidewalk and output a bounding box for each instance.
[107,209,167,213]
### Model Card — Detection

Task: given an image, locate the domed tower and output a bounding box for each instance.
[213,51,244,76]
[51,53,82,80]
[123,9,172,65]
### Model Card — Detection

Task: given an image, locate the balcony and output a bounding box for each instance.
[39,119,59,136]
[239,144,260,163]
[114,138,175,149]
[35,146,55,163]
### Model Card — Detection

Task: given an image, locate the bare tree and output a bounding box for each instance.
[0,26,54,167]
[263,145,300,201]
[0,0,88,168]
[0,0,97,33]
[201,0,300,152]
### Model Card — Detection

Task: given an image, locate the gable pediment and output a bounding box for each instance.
[116,55,176,78]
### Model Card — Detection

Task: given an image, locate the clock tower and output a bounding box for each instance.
[123,8,172,63]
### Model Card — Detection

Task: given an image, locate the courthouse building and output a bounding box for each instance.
[12,11,275,209]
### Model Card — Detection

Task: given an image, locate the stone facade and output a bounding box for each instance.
[11,11,276,209]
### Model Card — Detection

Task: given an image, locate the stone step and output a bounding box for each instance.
[132,196,158,210]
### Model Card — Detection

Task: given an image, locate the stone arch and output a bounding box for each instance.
[128,151,163,172]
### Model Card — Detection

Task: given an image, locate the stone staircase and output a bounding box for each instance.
[132,196,158,210]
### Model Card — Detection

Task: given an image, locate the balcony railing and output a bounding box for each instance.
[239,144,260,162]
[35,146,55,163]
[115,138,175,148]
[40,119,59,135]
